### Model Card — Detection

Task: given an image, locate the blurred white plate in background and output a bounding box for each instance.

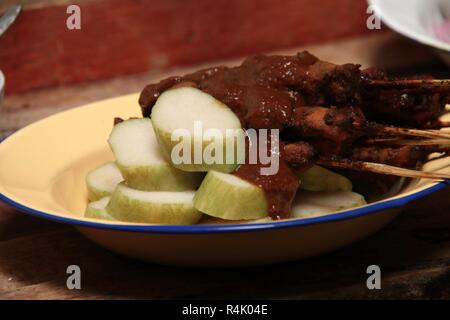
[369,0,450,66]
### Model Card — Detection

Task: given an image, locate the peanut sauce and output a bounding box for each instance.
[138,51,444,218]
[233,162,299,219]
[139,52,353,219]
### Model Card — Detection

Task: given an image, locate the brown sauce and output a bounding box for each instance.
[138,51,443,219]
[139,52,348,219]
[233,161,299,220]
[139,51,360,126]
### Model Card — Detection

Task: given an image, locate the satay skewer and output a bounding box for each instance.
[375,125,450,140]
[362,138,450,146]
[367,79,450,92]
[292,107,450,145]
[438,121,450,128]
[317,158,450,180]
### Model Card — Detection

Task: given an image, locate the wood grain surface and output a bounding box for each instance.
[1,33,450,299]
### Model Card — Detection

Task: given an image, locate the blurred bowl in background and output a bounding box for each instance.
[369,0,450,66]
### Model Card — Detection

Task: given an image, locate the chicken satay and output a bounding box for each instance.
[362,90,448,128]
[140,51,450,130]
[352,145,426,169]
[139,51,364,119]
[320,145,428,197]
[282,141,317,171]
[138,51,450,216]
[290,105,367,155]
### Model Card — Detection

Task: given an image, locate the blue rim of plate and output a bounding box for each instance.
[1,180,448,234]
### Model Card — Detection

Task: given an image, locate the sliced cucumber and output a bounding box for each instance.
[85,196,115,221]
[106,183,202,224]
[298,165,352,192]
[151,86,244,173]
[108,118,203,191]
[291,191,366,218]
[86,162,123,201]
[193,171,268,220]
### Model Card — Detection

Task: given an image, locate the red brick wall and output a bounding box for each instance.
[0,0,374,94]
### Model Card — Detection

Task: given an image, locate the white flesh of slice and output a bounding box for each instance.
[193,171,268,220]
[108,118,203,191]
[291,191,366,219]
[298,165,352,192]
[106,183,202,224]
[86,162,123,201]
[151,86,244,172]
[85,196,115,221]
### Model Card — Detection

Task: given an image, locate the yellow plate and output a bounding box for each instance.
[0,93,449,267]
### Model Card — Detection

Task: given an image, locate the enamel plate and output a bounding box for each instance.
[0,94,449,267]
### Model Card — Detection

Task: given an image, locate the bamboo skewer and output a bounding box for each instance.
[438,121,450,128]
[317,158,450,180]
[376,125,450,140]
[367,79,450,92]
[362,138,450,146]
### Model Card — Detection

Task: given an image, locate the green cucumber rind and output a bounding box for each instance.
[298,165,353,192]
[291,191,366,218]
[85,197,116,221]
[117,162,204,191]
[106,184,202,224]
[193,171,268,220]
[86,162,123,201]
[87,187,112,203]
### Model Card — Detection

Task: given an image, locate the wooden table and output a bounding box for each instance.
[1,33,450,299]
